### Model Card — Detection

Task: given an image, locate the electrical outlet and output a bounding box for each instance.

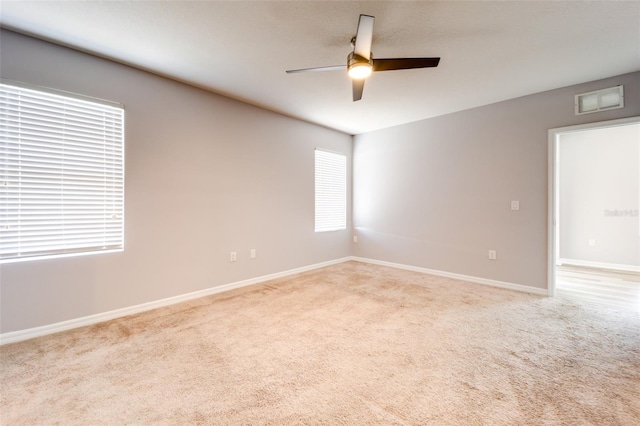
[588,239,596,247]
[488,250,497,260]
[230,251,237,262]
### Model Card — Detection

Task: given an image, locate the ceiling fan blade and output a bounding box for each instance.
[372,58,440,72]
[352,78,365,102]
[353,15,375,60]
[286,65,346,74]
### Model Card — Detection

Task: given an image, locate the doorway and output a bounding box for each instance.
[548,117,640,309]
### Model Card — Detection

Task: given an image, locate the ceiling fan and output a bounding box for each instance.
[286,14,440,102]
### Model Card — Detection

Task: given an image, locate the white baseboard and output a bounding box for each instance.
[557,258,640,272]
[0,257,351,345]
[350,256,550,296]
[1,256,549,345]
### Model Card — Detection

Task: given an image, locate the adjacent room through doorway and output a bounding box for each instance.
[550,118,640,309]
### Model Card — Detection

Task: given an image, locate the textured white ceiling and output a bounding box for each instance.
[1,1,639,134]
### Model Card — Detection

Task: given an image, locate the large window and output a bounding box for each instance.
[0,81,124,263]
[315,148,346,232]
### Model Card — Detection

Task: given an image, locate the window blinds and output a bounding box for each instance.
[0,82,124,263]
[315,149,346,232]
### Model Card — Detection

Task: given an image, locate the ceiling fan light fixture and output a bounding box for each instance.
[286,14,440,101]
[348,64,372,79]
[347,52,372,79]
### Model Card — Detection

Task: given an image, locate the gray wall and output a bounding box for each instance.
[353,72,640,289]
[558,124,639,267]
[0,30,352,333]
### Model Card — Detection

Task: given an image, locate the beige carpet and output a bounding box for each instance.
[1,261,639,425]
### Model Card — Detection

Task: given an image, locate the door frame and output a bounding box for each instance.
[547,116,640,297]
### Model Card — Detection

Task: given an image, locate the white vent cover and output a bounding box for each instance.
[575,85,624,115]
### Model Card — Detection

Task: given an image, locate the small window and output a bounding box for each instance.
[0,81,124,263]
[315,148,346,232]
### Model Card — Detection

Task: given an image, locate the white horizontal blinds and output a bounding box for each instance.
[315,149,346,232]
[0,82,124,262]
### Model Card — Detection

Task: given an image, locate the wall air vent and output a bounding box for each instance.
[575,85,624,115]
